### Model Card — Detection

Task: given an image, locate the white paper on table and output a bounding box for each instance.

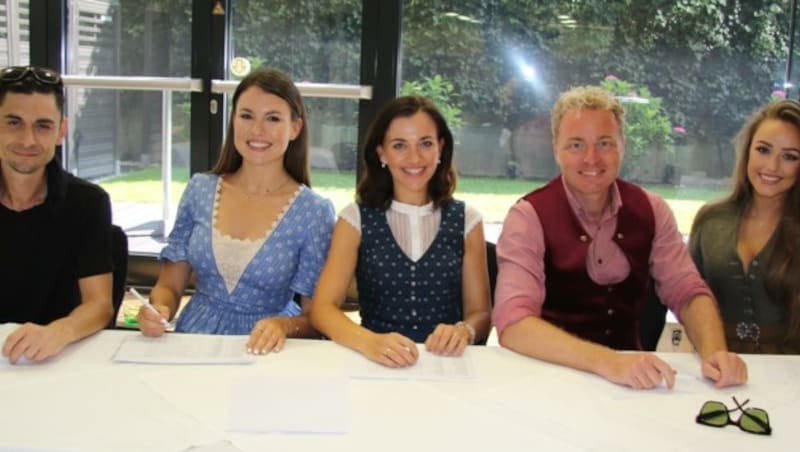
[227,375,350,434]
[347,348,475,380]
[608,359,713,399]
[0,323,33,365]
[0,322,18,338]
[113,334,256,364]
[0,447,79,452]
[182,440,244,452]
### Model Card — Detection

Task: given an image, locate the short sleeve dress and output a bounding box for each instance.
[161,173,335,334]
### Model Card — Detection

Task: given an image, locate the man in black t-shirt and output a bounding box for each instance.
[0,66,113,364]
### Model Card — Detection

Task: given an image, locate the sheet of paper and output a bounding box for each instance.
[0,323,33,365]
[605,359,714,399]
[183,440,243,452]
[347,348,475,380]
[113,333,256,364]
[227,375,350,434]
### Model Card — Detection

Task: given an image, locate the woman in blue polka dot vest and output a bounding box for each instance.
[137,69,335,354]
[311,96,491,367]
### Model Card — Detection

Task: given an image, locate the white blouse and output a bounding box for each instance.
[339,200,482,262]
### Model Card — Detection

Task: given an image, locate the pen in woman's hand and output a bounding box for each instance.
[129,288,170,328]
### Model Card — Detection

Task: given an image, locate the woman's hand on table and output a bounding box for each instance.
[247,317,291,354]
[362,332,418,368]
[425,323,469,356]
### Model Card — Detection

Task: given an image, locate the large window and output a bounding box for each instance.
[64,1,192,252]
[229,0,363,215]
[401,1,793,239]
[0,0,28,67]
[70,0,364,254]
[12,0,799,259]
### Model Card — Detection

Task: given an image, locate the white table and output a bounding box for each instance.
[0,329,797,451]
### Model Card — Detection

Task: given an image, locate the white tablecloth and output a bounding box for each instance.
[0,329,796,451]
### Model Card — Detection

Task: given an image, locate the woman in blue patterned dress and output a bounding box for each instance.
[138,69,335,354]
[310,96,491,367]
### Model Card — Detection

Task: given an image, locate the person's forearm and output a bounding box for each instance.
[49,273,114,343]
[50,298,113,344]
[500,316,619,378]
[311,302,376,353]
[680,295,728,360]
[282,314,319,339]
[463,310,491,344]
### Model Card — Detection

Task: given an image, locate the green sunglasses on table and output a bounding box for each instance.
[695,396,771,435]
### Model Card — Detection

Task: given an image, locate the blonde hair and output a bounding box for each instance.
[551,85,625,140]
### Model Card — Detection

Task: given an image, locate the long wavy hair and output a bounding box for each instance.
[693,99,800,341]
[357,95,456,209]
[211,68,310,186]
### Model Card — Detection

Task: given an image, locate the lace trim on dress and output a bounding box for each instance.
[211,177,303,293]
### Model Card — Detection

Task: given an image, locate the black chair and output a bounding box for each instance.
[639,278,667,351]
[469,241,499,346]
[109,225,129,329]
[486,241,498,306]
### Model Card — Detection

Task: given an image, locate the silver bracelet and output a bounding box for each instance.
[456,321,476,345]
[286,317,300,337]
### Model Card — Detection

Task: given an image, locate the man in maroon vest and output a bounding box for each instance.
[492,86,747,389]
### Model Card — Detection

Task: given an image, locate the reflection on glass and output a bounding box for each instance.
[69,87,190,243]
[64,1,192,253]
[230,0,362,215]
[230,0,361,84]
[0,0,30,67]
[402,2,792,234]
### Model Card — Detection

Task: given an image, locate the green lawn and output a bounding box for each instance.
[100,168,729,234]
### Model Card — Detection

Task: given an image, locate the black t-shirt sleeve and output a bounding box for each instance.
[74,184,113,279]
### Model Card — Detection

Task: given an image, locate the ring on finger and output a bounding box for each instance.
[384,347,391,356]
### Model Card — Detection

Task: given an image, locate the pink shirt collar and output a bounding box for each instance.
[560,176,623,226]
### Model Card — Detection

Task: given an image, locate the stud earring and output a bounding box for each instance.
[381,161,387,168]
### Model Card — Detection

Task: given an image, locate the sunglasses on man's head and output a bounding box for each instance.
[696,396,771,435]
[0,66,62,86]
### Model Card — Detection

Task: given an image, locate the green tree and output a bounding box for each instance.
[600,76,673,178]
[544,0,789,176]
[110,0,791,180]
[401,75,463,129]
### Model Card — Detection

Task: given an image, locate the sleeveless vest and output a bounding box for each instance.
[356,201,464,342]
[523,177,655,349]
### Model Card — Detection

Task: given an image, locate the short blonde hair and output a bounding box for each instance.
[551,85,625,140]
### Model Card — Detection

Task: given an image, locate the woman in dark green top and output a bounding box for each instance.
[690,99,800,354]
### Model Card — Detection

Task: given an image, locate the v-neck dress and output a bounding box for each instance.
[160,173,335,335]
[355,200,466,342]
[689,203,795,353]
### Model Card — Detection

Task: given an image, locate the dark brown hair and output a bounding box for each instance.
[0,66,65,116]
[211,68,310,186]
[357,95,456,209]
[692,99,800,340]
